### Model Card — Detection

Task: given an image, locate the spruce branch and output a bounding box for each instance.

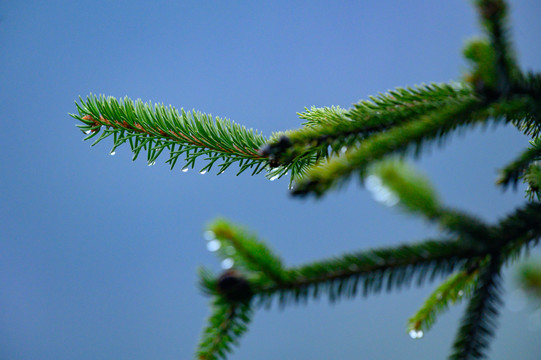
[449,253,503,360]
[70,0,541,358]
[366,159,493,246]
[197,201,540,359]
[291,97,484,197]
[495,202,541,260]
[205,219,289,285]
[497,137,541,189]
[196,297,253,360]
[524,164,541,201]
[72,95,273,176]
[474,0,517,97]
[408,268,479,335]
[262,83,474,169]
[291,97,535,198]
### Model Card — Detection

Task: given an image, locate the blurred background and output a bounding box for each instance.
[1,1,540,359]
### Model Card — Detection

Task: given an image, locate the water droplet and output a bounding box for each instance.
[84,130,92,134]
[458,290,464,297]
[365,175,382,192]
[199,170,207,175]
[206,240,221,252]
[221,258,234,270]
[148,161,156,166]
[182,168,189,173]
[340,146,347,154]
[409,330,423,339]
[203,230,215,241]
[269,174,280,181]
[110,151,116,156]
[382,193,399,207]
[372,187,399,207]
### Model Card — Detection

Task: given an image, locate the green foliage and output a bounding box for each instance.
[72,94,273,176]
[368,159,441,218]
[71,0,541,359]
[450,254,503,360]
[497,137,541,190]
[205,219,289,285]
[408,269,478,334]
[517,260,541,298]
[197,296,253,360]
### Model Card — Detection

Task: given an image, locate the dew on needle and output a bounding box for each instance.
[203,230,216,241]
[221,258,234,270]
[206,240,221,252]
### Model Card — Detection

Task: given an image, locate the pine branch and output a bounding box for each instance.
[205,219,289,285]
[261,83,474,168]
[474,0,517,96]
[408,268,479,335]
[291,97,536,198]
[71,1,541,358]
[524,163,541,201]
[497,137,541,189]
[253,237,489,307]
[196,297,253,360]
[449,253,503,360]
[72,95,273,175]
[495,202,541,259]
[291,98,483,197]
[366,159,493,245]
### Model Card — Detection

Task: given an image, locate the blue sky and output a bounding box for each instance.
[1,1,540,359]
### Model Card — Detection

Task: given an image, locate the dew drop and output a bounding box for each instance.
[148,161,156,166]
[269,174,280,181]
[340,146,347,154]
[199,170,207,175]
[409,330,423,339]
[84,130,92,134]
[203,230,216,241]
[206,240,221,252]
[372,186,399,207]
[182,168,189,173]
[365,175,382,192]
[382,193,399,207]
[458,290,464,297]
[110,151,116,156]
[221,258,234,270]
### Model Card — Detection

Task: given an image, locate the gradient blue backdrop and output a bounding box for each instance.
[1,1,540,359]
